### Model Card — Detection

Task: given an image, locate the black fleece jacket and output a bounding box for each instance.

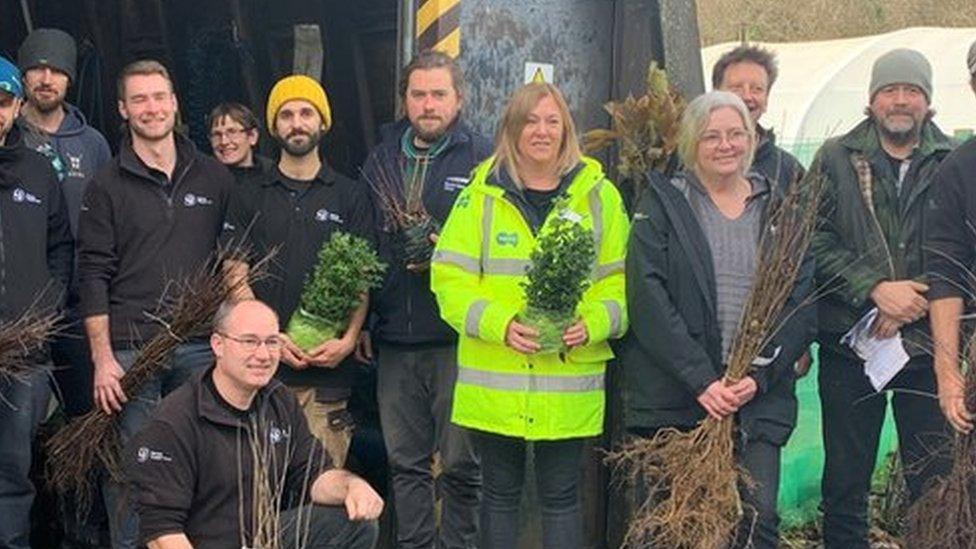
[927,138,976,301]
[128,367,331,548]
[77,133,232,345]
[362,119,491,345]
[0,125,73,321]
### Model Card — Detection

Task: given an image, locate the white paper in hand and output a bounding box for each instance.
[840,307,910,391]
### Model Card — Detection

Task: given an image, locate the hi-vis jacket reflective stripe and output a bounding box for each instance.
[431,156,629,440]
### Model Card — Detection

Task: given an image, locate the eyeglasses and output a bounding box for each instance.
[700,129,750,149]
[209,127,251,142]
[217,332,282,353]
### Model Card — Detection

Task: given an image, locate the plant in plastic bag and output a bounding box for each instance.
[363,149,439,268]
[286,232,386,352]
[519,207,596,353]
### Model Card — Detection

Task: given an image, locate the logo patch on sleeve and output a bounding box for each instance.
[136,446,173,463]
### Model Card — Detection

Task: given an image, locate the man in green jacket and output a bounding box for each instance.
[809,48,953,549]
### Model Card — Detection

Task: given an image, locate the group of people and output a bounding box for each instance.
[0,22,975,549]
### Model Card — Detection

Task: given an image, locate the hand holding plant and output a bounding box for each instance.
[286,232,386,352]
[518,206,596,354]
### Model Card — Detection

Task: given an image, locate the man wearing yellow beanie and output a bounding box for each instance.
[223,74,376,468]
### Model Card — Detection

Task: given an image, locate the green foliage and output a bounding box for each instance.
[296,231,386,329]
[521,207,596,316]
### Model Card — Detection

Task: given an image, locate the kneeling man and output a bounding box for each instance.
[127,299,382,549]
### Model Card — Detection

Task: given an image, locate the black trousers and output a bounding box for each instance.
[818,347,952,549]
[279,504,378,548]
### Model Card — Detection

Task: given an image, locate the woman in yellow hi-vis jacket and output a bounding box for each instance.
[430,82,629,549]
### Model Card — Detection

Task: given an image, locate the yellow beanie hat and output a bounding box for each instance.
[265,75,332,134]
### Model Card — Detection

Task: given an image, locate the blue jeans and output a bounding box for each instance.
[0,369,51,549]
[104,341,213,549]
[471,431,584,549]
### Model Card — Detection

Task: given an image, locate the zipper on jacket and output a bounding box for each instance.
[406,274,413,336]
[0,202,6,301]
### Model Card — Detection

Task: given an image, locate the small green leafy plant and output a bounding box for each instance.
[519,207,596,353]
[286,232,386,351]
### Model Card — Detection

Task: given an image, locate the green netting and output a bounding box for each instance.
[778,343,899,527]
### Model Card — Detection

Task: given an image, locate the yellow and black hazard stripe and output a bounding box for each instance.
[415,0,460,58]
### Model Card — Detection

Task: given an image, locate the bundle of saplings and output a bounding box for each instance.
[519,208,596,353]
[286,232,386,351]
[363,151,439,268]
[906,334,976,548]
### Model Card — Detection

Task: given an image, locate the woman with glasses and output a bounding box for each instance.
[620,90,814,548]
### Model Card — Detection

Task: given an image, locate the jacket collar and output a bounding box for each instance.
[262,161,338,189]
[473,155,606,201]
[194,365,284,429]
[0,124,24,162]
[839,117,954,159]
[0,125,26,188]
[380,116,474,153]
[118,131,197,184]
[754,125,778,160]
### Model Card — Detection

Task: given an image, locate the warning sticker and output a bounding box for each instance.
[524,62,554,84]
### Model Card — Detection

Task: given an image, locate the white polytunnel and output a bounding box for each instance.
[702,27,976,166]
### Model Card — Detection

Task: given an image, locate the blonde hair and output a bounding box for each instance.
[491,83,582,187]
[677,90,756,177]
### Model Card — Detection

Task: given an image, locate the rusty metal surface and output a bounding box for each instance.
[658,0,704,97]
[458,0,615,140]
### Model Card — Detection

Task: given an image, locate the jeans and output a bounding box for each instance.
[733,438,782,549]
[377,343,480,549]
[472,431,584,549]
[819,348,952,549]
[279,504,379,548]
[104,341,213,549]
[0,369,50,549]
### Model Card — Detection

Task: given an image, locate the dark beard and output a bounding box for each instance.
[28,90,64,114]
[411,117,456,146]
[276,130,321,157]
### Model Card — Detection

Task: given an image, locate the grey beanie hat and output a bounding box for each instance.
[869,48,932,102]
[968,40,976,76]
[17,28,77,82]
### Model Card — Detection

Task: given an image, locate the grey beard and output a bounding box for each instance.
[878,121,920,147]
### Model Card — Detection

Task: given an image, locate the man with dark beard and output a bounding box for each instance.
[77,59,233,548]
[19,27,113,412]
[358,50,489,549]
[808,48,954,548]
[221,75,375,469]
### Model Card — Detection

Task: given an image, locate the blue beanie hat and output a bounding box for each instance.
[0,56,23,98]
